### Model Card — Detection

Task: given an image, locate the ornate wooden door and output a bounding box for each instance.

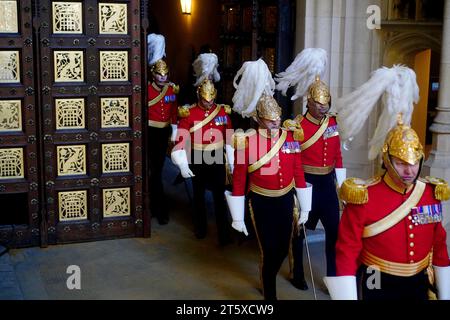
[0,0,149,247]
[0,0,40,247]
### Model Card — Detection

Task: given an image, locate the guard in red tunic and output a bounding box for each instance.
[324,65,450,300]
[276,48,346,290]
[225,59,312,300]
[146,33,179,225]
[171,79,234,245]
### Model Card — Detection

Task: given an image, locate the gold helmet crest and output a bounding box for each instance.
[308,76,331,105]
[256,94,282,121]
[197,79,217,102]
[151,59,169,76]
[382,115,424,166]
[382,114,424,189]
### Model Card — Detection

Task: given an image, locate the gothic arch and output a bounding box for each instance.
[382,31,441,66]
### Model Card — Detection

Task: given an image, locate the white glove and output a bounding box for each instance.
[225,144,235,174]
[335,168,346,188]
[299,211,309,226]
[171,149,195,178]
[323,276,358,300]
[296,183,312,225]
[434,265,450,300]
[170,124,178,142]
[224,191,248,236]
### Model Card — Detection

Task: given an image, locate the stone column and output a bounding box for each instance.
[423,0,450,248]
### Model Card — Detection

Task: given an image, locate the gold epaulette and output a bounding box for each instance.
[282,119,304,142]
[422,176,450,201]
[294,114,304,124]
[170,83,180,94]
[339,176,381,204]
[219,104,232,115]
[177,105,190,118]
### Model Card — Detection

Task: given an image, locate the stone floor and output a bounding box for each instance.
[1,158,330,300]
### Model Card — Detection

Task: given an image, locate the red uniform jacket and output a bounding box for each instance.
[336,177,450,276]
[176,103,232,151]
[147,82,178,125]
[300,113,343,169]
[232,129,307,197]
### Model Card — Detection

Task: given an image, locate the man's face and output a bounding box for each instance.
[153,72,168,86]
[199,97,214,109]
[307,98,329,120]
[259,118,281,131]
[391,156,420,185]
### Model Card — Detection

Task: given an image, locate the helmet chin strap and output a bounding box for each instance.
[383,154,424,192]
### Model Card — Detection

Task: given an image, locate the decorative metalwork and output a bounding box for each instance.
[57,144,86,176]
[0,51,20,83]
[0,100,22,132]
[58,190,87,221]
[99,3,127,34]
[100,51,128,81]
[102,143,129,173]
[55,98,85,129]
[101,97,129,128]
[52,2,83,34]
[103,187,130,217]
[0,148,24,179]
[0,1,18,33]
[54,51,84,82]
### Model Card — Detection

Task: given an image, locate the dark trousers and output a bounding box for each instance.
[249,191,295,300]
[359,265,429,300]
[148,126,171,222]
[292,172,339,279]
[190,150,231,244]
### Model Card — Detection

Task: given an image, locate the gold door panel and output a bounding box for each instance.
[55,98,85,130]
[103,187,131,217]
[0,147,24,180]
[102,143,129,173]
[100,51,128,82]
[101,97,129,128]
[52,2,83,34]
[0,51,20,83]
[0,1,19,33]
[58,190,88,221]
[56,145,86,176]
[0,100,22,132]
[99,3,128,34]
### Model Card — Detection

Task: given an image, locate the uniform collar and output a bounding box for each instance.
[152,81,166,92]
[305,112,327,125]
[198,103,216,112]
[258,128,280,139]
[383,172,414,194]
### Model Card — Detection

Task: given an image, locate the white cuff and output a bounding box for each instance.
[224,191,248,236]
[170,124,178,142]
[295,182,312,213]
[335,168,346,188]
[323,276,358,300]
[225,144,235,172]
[434,265,450,300]
[171,149,189,167]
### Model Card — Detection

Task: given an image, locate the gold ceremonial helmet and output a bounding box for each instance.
[382,114,424,188]
[308,76,331,105]
[256,94,282,121]
[197,79,217,102]
[151,59,169,76]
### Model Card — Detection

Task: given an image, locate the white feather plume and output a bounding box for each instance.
[335,65,419,160]
[147,33,166,65]
[275,48,327,100]
[232,59,275,118]
[192,53,220,87]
